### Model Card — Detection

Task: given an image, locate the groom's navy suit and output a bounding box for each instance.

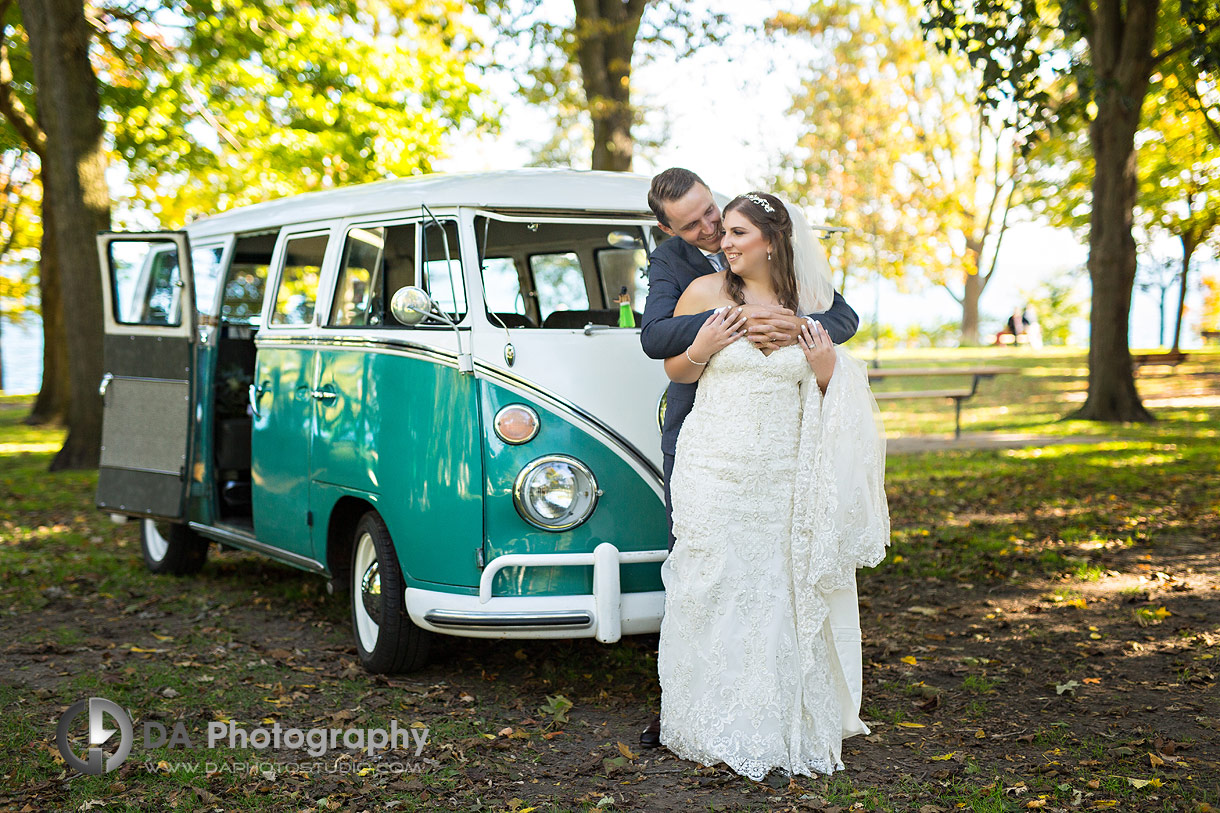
[639,235,860,548]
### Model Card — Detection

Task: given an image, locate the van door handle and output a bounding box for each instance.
[249,381,269,417]
[310,389,338,402]
[98,372,114,398]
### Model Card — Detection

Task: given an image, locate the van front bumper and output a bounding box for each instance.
[404,542,668,641]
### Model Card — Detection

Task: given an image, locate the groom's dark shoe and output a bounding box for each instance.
[639,715,661,749]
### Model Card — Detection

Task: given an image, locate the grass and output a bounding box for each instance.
[2,349,1219,812]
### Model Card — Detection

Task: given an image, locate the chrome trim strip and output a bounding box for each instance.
[423,609,594,629]
[188,522,327,574]
[254,335,462,369]
[100,464,181,477]
[475,362,663,484]
[107,374,191,385]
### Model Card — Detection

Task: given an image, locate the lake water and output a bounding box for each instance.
[1,315,42,394]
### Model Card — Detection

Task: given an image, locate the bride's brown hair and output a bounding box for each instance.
[721,192,799,314]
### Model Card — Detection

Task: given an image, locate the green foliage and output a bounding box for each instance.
[0,271,35,325]
[95,0,493,225]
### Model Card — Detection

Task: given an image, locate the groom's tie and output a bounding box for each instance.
[707,252,728,272]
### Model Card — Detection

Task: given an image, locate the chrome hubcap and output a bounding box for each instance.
[360,560,381,620]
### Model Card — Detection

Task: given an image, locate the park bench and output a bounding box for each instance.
[867,366,1018,439]
[1203,329,1220,346]
[1131,351,1188,371]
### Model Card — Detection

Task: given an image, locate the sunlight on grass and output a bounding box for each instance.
[0,441,62,454]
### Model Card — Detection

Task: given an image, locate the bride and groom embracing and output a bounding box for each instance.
[636,168,891,781]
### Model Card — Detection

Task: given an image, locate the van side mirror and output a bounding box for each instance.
[390,286,435,326]
[607,230,644,249]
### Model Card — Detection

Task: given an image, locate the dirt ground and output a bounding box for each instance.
[4,529,1217,812]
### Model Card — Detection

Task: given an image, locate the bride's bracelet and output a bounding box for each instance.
[685,349,708,366]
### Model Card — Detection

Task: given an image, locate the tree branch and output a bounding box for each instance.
[0,2,46,155]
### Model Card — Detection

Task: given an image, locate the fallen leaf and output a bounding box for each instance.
[1055,680,1080,695]
[1124,777,1162,789]
[616,741,637,760]
[929,752,955,761]
[897,722,925,728]
[901,656,918,665]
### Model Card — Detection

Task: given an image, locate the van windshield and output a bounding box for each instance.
[475,217,663,329]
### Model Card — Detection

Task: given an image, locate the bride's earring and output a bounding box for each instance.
[767,248,772,262]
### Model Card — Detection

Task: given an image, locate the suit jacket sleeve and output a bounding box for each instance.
[640,248,715,360]
[806,290,860,345]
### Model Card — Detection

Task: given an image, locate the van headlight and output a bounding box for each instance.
[513,455,600,531]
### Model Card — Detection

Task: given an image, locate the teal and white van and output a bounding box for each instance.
[96,169,671,673]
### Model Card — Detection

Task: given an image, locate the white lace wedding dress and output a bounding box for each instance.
[659,338,890,781]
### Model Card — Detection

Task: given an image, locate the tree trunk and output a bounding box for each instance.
[26,185,70,425]
[1067,0,1157,423]
[573,0,644,172]
[20,0,110,468]
[960,271,983,346]
[1170,234,1195,354]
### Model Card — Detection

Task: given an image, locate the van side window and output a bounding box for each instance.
[108,241,183,326]
[482,257,527,317]
[330,223,416,327]
[192,246,225,318]
[474,218,650,329]
[271,234,328,326]
[421,219,466,321]
[595,247,648,313]
[530,253,589,323]
[220,232,276,326]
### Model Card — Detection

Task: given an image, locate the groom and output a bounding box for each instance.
[637,167,860,749]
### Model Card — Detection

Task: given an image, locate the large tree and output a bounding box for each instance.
[18,0,108,469]
[924,0,1220,421]
[0,7,68,426]
[476,0,726,171]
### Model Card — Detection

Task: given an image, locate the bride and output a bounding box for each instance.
[657,191,890,781]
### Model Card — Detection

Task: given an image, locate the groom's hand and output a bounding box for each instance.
[740,305,802,351]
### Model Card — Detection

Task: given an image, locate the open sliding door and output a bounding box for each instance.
[95,232,196,520]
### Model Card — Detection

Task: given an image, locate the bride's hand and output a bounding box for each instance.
[687,307,747,364]
[798,320,836,392]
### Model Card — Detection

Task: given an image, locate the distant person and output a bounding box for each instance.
[1023,304,1043,349]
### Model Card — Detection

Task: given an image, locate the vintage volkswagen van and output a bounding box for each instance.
[96,169,671,673]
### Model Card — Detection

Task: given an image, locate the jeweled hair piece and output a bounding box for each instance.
[744,193,775,213]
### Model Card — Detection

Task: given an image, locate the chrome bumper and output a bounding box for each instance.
[404,542,668,642]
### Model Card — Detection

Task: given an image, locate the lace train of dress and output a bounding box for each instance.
[659,339,889,781]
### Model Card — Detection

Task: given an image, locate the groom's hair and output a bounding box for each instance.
[648,168,707,227]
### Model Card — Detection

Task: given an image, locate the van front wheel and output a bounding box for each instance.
[350,511,431,673]
[141,519,209,575]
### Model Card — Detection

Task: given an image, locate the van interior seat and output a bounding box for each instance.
[489,312,536,329]
[541,309,626,329]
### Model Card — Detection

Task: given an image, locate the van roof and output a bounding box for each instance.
[186,168,658,238]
